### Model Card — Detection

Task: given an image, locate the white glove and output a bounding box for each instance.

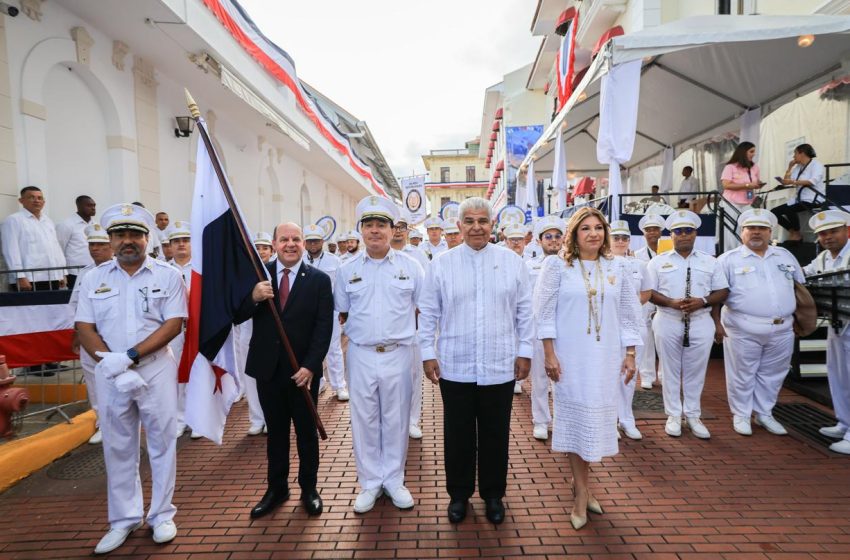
[95,351,134,378]
[112,370,148,393]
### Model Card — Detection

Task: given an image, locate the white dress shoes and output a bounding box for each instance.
[336,388,350,402]
[732,415,752,436]
[247,424,264,436]
[687,417,711,439]
[640,380,653,390]
[94,521,143,554]
[152,520,177,544]
[619,424,643,440]
[755,414,787,435]
[513,382,523,394]
[819,424,846,439]
[384,485,415,509]
[533,424,549,441]
[190,431,202,439]
[408,424,423,439]
[665,416,682,437]
[88,428,103,444]
[353,487,383,513]
[829,439,850,454]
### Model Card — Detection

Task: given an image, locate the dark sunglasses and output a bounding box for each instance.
[671,227,696,235]
[542,233,563,241]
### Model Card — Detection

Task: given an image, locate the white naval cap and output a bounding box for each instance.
[424,217,443,230]
[100,203,155,234]
[638,214,666,232]
[254,231,273,246]
[609,220,631,236]
[809,210,850,234]
[85,223,109,243]
[395,212,409,226]
[503,222,526,239]
[442,219,460,234]
[348,230,362,242]
[665,210,701,231]
[356,195,399,224]
[409,229,423,239]
[533,215,567,238]
[303,224,324,241]
[157,229,170,245]
[165,220,191,240]
[738,208,777,230]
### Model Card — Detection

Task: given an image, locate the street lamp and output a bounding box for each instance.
[546,185,554,214]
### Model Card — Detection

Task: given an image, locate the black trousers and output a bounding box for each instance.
[66,274,78,290]
[8,280,63,292]
[771,201,817,232]
[439,378,514,501]
[256,372,321,495]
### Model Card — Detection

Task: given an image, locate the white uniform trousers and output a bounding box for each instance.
[325,313,347,391]
[169,332,186,430]
[81,350,99,420]
[638,316,658,384]
[826,328,850,442]
[234,322,265,428]
[530,339,551,427]
[654,311,714,419]
[409,341,423,428]
[721,309,794,419]
[617,345,640,429]
[348,342,413,491]
[97,348,178,530]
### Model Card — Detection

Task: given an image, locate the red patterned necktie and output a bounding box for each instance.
[278,268,290,310]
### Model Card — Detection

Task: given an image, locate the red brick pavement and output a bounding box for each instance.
[2,360,850,559]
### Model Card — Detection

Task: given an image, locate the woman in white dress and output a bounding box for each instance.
[535,208,642,530]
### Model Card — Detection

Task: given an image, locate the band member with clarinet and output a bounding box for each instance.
[645,211,728,439]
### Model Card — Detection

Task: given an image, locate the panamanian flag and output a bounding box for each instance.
[179,118,263,444]
[556,11,578,110]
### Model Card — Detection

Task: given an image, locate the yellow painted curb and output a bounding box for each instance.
[0,409,96,492]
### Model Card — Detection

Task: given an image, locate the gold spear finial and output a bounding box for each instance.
[184,88,200,119]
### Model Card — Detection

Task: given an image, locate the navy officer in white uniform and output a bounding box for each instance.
[75,203,187,554]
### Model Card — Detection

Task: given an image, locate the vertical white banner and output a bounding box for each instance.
[400,176,427,225]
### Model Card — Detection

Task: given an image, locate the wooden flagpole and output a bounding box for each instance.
[185,89,327,440]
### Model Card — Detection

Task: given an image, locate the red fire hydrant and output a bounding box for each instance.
[0,355,29,438]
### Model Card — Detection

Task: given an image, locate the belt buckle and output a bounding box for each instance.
[773,318,784,325]
[376,344,386,353]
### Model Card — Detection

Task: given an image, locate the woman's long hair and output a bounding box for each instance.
[562,207,612,266]
[726,141,755,168]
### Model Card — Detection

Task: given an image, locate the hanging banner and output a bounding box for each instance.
[400,176,427,225]
[439,201,460,222]
[497,204,529,226]
[316,215,337,241]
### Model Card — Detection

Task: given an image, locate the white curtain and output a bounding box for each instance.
[597,60,642,221]
[660,146,674,193]
[739,107,761,149]
[552,127,568,210]
[525,159,538,211]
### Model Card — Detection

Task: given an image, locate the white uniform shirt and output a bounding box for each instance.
[303,251,341,288]
[680,176,699,196]
[804,241,850,276]
[718,245,803,319]
[418,243,534,385]
[523,240,542,261]
[1,209,66,282]
[790,159,826,204]
[334,249,424,346]
[56,214,95,269]
[403,244,430,269]
[419,239,448,261]
[634,245,657,262]
[168,259,193,292]
[75,257,188,352]
[644,250,728,318]
[338,249,362,266]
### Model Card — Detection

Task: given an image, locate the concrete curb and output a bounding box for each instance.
[0,409,96,492]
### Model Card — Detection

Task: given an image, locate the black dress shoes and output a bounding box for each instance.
[447,499,468,523]
[301,490,323,516]
[250,487,289,519]
[484,498,505,524]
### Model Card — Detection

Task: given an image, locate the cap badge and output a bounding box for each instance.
[121,205,133,216]
[818,212,826,220]
[370,196,377,205]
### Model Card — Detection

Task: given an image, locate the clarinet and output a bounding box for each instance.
[683,266,691,347]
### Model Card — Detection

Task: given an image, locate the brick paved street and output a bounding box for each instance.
[2,360,850,559]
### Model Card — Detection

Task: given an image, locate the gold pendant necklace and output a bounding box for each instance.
[578,259,604,341]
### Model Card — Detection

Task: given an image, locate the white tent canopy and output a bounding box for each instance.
[523,15,850,179]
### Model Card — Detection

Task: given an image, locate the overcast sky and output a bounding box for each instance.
[238,0,541,180]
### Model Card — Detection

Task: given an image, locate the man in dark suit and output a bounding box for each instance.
[235,222,333,518]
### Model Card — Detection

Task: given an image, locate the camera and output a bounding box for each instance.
[0,3,19,17]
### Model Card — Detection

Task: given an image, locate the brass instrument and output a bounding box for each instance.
[683,266,691,347]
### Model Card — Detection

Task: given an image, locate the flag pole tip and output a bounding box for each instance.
[184,88,201,119]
